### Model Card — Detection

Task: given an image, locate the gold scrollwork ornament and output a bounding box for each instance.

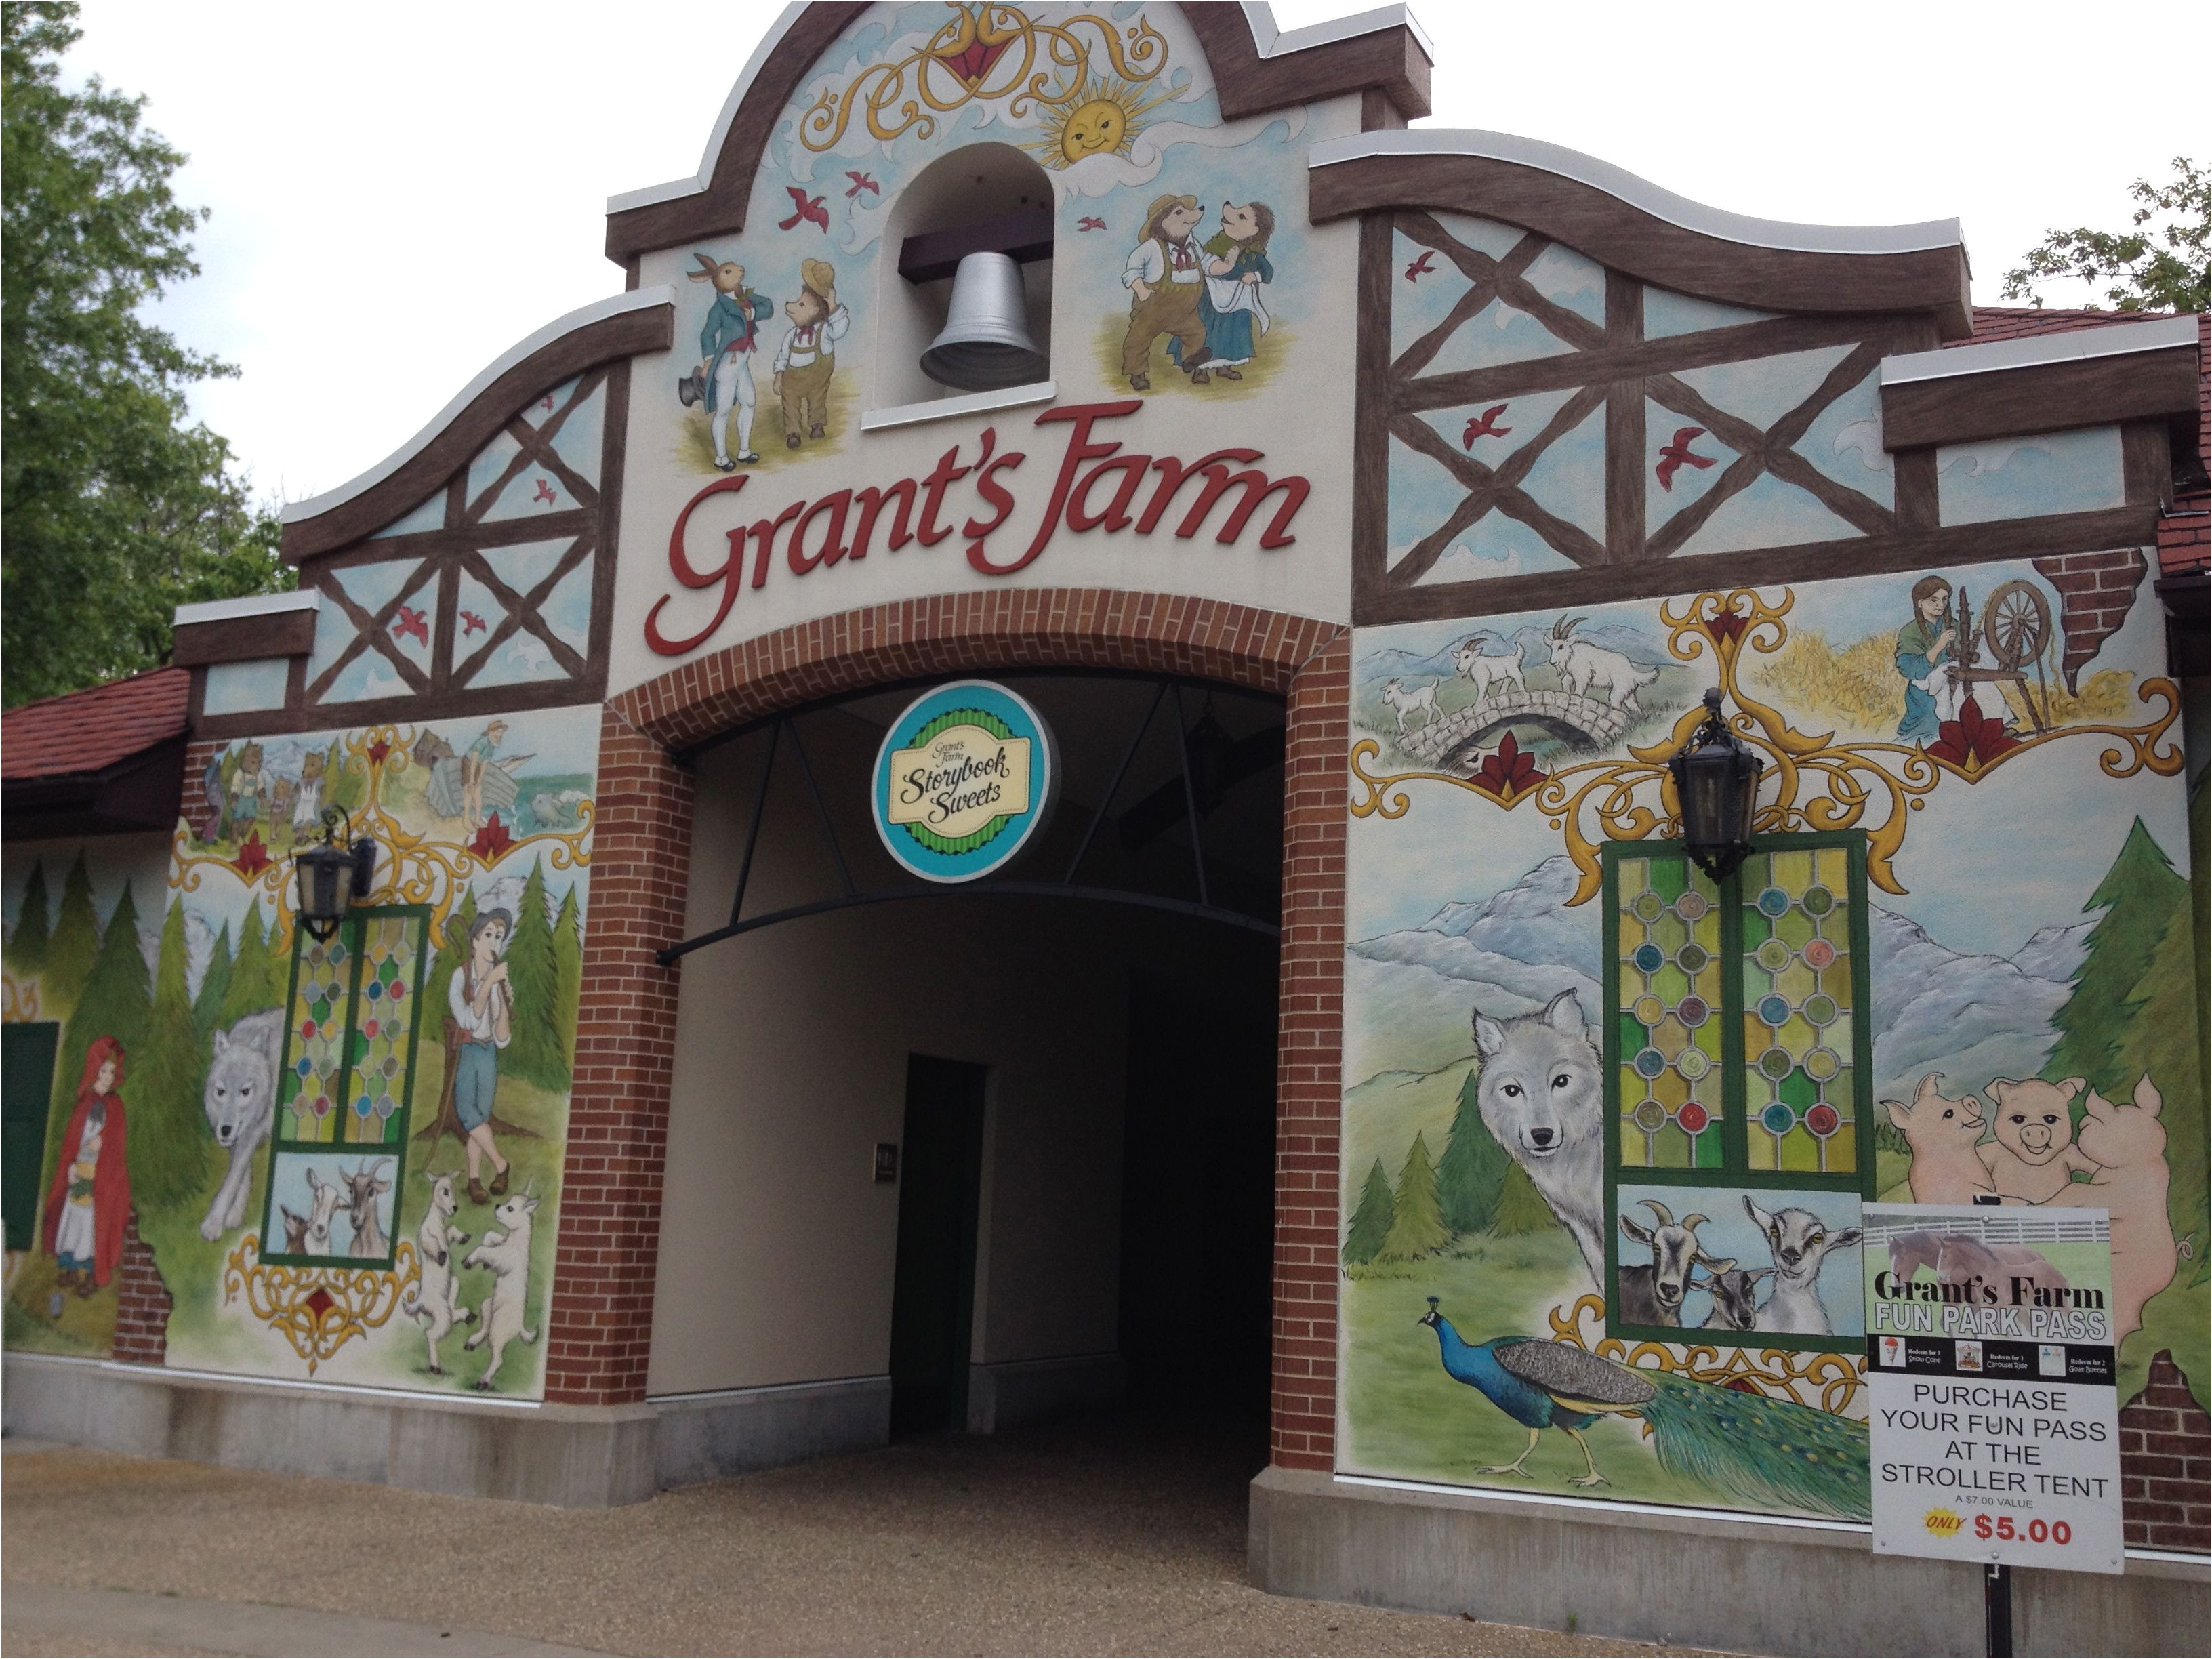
[223,1232,421,1375]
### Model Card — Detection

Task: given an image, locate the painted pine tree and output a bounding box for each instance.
[1489,1162,1556,1236]
[45,853,101,1016]
[1437,1067,1509,1235]
[502,858,567,1090]
[1342,1158,1396,1267]
[133,898,216,1210]
[2118,895,2207,1267]
[7,859,51,973]
[49,882,151,1172]
[1378,1131,1449,1261]
[192,922,234,1038]
[218,902,285,1026]
[551,884,582,1078]
[2048,818,2189,1099]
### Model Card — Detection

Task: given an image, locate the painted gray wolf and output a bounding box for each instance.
[1472,990,1606,1285]
[200,1007,285,1242]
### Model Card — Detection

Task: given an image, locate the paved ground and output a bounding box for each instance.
[1,1417,1714,1658]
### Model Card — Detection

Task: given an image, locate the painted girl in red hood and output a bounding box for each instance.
[42,1035,131,1294]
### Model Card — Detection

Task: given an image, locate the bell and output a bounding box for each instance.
[921,251,1046,391]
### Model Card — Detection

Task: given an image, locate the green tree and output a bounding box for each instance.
[43,851,100,1014]
[1378,1131,1450,1261]
[1,3,291,707]
[216,901,284,1026]
[2001,159,2209,313]
[2048,819,2189,1097]
[1488,1163,1556,1237]
[501,859,566,1090]
[7,858,51,973]
[1437,1068,1511,1235]
[2114,895,2207,1260]
[130,897,213,1210]
[49,879,150,1178]
[550,883,582,1073]
[1342,1158,1396,1268]
[192,920,232,1037]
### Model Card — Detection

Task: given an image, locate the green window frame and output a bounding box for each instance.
[255,905,430,1269]
[1601,832,1875,1352]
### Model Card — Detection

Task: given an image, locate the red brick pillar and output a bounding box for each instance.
[1273,633,1349,1472]
[110,1209,171,1365]
[542,704,694,1405]
[2120,1349,2211,1552]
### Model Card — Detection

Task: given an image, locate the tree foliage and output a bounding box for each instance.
[1,2,291,707]
[1379,1131,1450,1261]
[2001,158,2210,314]
[501,859,567,1091]
[191,920,232,1038]
[216,901,283,1027]
[1343,1158,1396,1267]
[44,851,101,1015]
[6,860,52,974]
[1437,1068,1511,1235]
[132,897,213,1210]
[2047,819,2188,1097]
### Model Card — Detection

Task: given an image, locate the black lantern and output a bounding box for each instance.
[1668,688,1762,881]
[295,808,377,941]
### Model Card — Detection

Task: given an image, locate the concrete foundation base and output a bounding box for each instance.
[651,1375,890,1488]
[966,1353,1125,1433]
[1248,1467,2211,1658]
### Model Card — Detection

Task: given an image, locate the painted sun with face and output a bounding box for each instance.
[1023,75,1175,168]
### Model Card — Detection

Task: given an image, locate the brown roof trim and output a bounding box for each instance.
[279,297,673,563]
[1310,152,1974,338]
[1883,342,2200,451]
[171,604,319,668]
[1,735,186,840]
[602,2,1431,262]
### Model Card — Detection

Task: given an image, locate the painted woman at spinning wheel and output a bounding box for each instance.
[1894,575,1965,741]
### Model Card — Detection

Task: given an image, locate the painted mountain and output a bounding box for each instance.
[1349,854,2091,1100]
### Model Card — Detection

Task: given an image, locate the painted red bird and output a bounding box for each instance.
[533,477,556,504]
[390,605,429,647]
[541,394,554,412]
[1404,249,1437,281]
[1461,404,1512,447]
[460,610,487,636]
[779,187,829,232]
[1655,426,1716,492]
[1077,216,1107,232]
[845,171,879,197]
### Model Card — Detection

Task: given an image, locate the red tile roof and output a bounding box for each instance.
[1,666,191,783]
[1957,307,2209,577]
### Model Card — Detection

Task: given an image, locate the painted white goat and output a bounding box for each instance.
[403,1171,476,1375]
[1380,678,1439,737]
[1545,617,1658,711]
[1452,634,1527,703]
[299,1168,343,1257]
[1616,1199,1732,1327]
[1746,1196,1862,1334]
[462,1179,541,1391]
[339,1158,392,1258]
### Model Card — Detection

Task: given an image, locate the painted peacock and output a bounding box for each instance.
[1418,1298,1869,1521]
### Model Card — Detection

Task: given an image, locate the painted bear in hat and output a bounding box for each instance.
[771,258,851,447]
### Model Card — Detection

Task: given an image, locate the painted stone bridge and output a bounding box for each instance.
[1398,687,1636,767]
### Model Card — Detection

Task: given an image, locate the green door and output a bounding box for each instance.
[888,1055,987,1437]
[2,1022,61,1250]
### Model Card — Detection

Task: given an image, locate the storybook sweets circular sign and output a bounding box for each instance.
[872,680,1056,883]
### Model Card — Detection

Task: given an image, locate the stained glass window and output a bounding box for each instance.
[1613,852,1725,1170]
[257,905,428,1265]
[1601,834,1871,1348]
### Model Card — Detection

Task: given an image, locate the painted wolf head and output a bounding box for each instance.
[203,1008,282,1149]
[1471,990,1603,1163]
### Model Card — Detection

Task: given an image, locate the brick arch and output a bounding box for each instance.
[554,588,1347,1475]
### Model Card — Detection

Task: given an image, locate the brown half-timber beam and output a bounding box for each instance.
[1881,342,2200,451]
[171,605,318,668]
[605,3,1429,262]
[279,300,672,564]
[1311,155,1973,338]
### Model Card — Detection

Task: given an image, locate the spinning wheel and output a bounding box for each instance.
[1982,580,2052,672]
[1954,579,2054,734]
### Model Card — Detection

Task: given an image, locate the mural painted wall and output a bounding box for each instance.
[1340,556,2203,1521]
[3,834,174,1358]
[612,0,1360,689]
[4,706,600,1398]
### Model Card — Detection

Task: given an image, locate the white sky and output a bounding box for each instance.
[64,0,2201,510]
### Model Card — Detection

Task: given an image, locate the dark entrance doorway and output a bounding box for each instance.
[1120,970,1277,1421]
[888,1054,988,1437]
[2,1021,59,1251]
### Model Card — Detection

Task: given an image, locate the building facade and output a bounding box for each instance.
[3,5,2206,1650]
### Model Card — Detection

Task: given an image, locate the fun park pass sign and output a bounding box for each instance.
[873,680,1054,883]
[1862,1203,2123,1574]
